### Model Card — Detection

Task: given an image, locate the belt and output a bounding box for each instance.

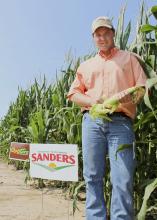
[82,110,131,120]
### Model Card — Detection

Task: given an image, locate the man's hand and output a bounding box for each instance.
[90,95,107,106]
[131,87,146,104]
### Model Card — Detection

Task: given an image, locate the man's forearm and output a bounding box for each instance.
[70,93,92,107]
[69,87,146,108]
[119,87,146,105]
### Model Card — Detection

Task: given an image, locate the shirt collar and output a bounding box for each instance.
[98,46,119,60]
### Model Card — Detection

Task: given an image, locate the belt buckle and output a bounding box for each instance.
[82,110,89,115]
[117,112,133,122]
[108,112,126,118]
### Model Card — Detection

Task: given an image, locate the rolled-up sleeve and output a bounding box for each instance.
[66,65,86,101]
[130,54,148,87]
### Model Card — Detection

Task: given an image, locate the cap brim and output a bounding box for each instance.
[92,24,113,34]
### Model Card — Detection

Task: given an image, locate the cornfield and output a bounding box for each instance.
[0,3,157,220]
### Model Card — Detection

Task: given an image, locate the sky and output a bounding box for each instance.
[0,0,155,118]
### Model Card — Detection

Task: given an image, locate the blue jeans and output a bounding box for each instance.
[82,112,136,220]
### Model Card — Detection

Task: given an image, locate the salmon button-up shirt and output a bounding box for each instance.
[66,47,147,119]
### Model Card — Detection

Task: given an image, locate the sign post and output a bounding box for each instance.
[29,143,78,220]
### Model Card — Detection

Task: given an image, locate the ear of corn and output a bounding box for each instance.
[89,86,149,120]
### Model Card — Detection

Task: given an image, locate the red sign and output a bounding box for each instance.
[9,142,29,161]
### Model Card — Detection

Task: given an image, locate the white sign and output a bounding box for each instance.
[29,144,78,182]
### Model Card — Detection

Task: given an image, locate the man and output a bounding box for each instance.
[66,16,147,220]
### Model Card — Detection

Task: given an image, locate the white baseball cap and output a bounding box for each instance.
[91,16,114,34]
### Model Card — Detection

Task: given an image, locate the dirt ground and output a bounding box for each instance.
[0,159,85,220]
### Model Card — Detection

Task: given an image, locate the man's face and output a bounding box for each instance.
[93,26,115,51]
